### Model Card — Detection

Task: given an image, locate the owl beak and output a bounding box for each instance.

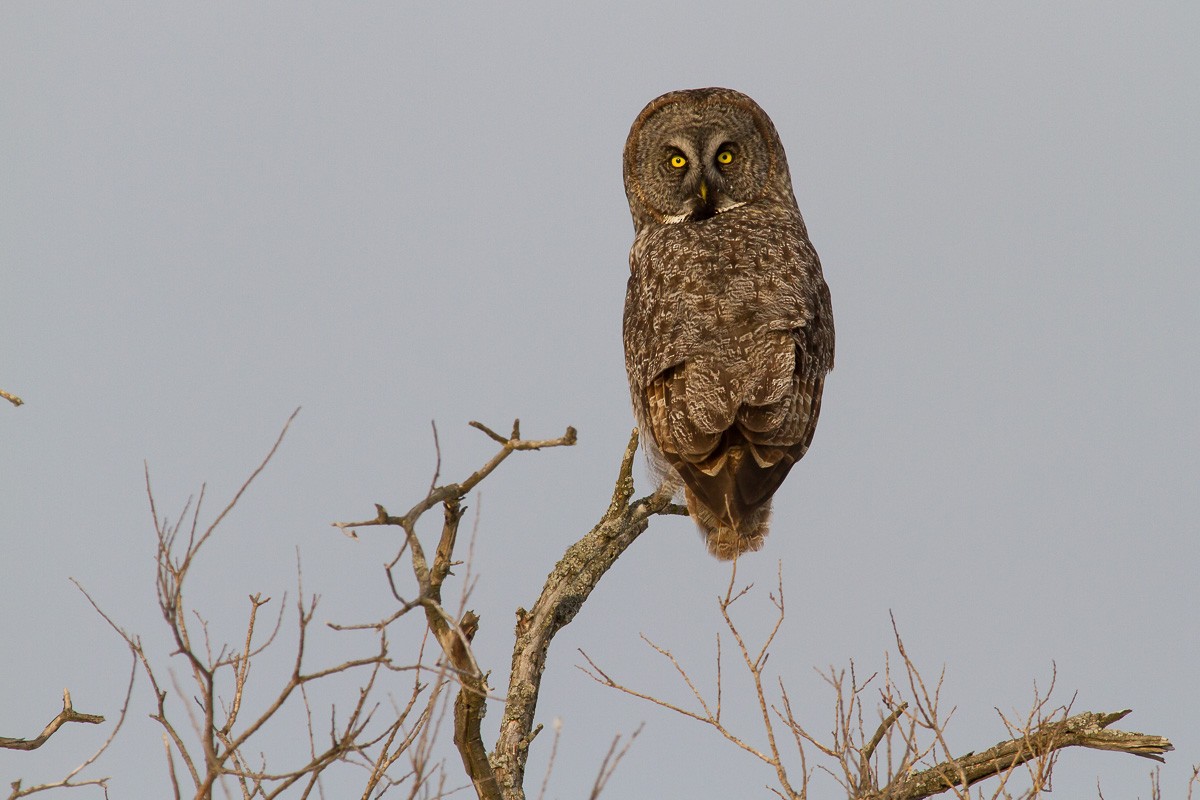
[690,178,718,221]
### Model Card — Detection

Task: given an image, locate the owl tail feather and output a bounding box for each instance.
[684,486,771,561]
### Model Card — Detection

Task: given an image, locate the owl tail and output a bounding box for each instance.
[684,486,771,561]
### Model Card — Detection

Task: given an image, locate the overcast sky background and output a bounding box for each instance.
[3,3,1197,798]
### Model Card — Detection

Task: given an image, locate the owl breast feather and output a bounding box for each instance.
[624,212,820,392]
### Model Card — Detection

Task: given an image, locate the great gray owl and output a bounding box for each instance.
[622,87,834,560]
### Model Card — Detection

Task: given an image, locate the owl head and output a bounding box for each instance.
[623,87,795,231]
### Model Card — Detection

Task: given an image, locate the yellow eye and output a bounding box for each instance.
[670,155,687,168]
[716,150,734,164]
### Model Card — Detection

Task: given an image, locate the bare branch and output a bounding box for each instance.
[331,421,577,538]
[533,719,562,800]
[0,387,23,407]
[333,423,686,800]
[46,408,1174,800]
[70,409,470,799]
[335,420,581,799]
[2,664,135,800]
[491,428,678,799]
[585,573,1175,800]
[587,723,644,800]
[0,689,104,751]
[864,705,907,772]
[891,709,1174,800]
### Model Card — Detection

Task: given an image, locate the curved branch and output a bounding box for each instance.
[490,428,676,799]
[889,709,1173,800]
[0,689,104,751]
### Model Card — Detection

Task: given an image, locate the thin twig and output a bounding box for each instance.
[587,723,644,800]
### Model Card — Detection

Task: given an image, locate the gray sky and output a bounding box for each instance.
[3,3,1197,797]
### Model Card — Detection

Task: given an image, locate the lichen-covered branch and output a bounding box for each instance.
[888,709,1174,800]
[490,428,677,799]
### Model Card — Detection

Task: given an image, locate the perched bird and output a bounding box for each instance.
[622,87,834,559]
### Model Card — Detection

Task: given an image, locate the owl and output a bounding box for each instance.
[622,87,834,560]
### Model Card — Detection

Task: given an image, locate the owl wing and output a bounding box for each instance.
[644,318,828,530]
[624,214,834,528]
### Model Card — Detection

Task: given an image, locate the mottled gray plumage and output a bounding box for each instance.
[622,87,834,559]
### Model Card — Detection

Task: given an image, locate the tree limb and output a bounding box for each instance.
[341,424,674,800]
[490,428,676,799]
[335,420,584,800]
[887,709,1174,800]
[0,689,104,751]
